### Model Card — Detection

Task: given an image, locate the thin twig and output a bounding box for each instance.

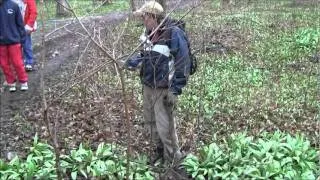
[73,38,92,74]
[39,0,62,179]
[45,21,73,38]
[113,17,129,85]
[54,1,133,178]
[121,0,182,64]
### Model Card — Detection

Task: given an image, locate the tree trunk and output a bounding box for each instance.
[156,0,166,13]
[94,0,112,6]
[56,0,71,17]
[293,0,299,5]
[221,0,231,8]
[130,0,135,11]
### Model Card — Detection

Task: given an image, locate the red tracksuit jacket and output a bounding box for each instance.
[23,0,37,30]
[11,0,37,30]
[12,0,37,31]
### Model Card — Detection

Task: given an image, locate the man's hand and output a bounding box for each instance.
[117,60,127,70]
[165,91,177,106]
[121,52,144,71]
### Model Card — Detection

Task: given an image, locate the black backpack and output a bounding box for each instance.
[167,19,197,75]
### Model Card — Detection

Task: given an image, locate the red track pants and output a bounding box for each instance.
[0,44,28,84]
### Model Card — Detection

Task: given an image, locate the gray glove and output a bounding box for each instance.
[118,60,127,69]
[164,91,177,106]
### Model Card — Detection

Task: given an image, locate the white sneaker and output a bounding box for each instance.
[20,82,28,91]
[9,83,16,92]
[25,64,33,71]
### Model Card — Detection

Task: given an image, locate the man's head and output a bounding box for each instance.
[134,1,164,31]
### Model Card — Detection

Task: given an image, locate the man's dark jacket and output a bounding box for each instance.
[126,20,191,95]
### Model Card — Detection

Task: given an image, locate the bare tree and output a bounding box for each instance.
[92,0,112,6]
[130,0,135,11]
[56,0,71,17]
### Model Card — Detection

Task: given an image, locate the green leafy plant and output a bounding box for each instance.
[182,131,319,179]
[40,0,129,20]
[0,135,57,180]
[295,28,320,51]
[0,136,154,180]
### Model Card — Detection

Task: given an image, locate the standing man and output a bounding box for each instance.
[125,1,191,166]
[12,0,37,71]
[0,0,28,91]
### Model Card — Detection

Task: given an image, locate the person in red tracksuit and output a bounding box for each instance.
[12,0,37,71]
[0,0,28,92]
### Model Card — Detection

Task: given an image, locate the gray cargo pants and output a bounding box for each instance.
[143,85,183,163]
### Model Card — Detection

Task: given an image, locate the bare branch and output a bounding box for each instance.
[39,0,62,179]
